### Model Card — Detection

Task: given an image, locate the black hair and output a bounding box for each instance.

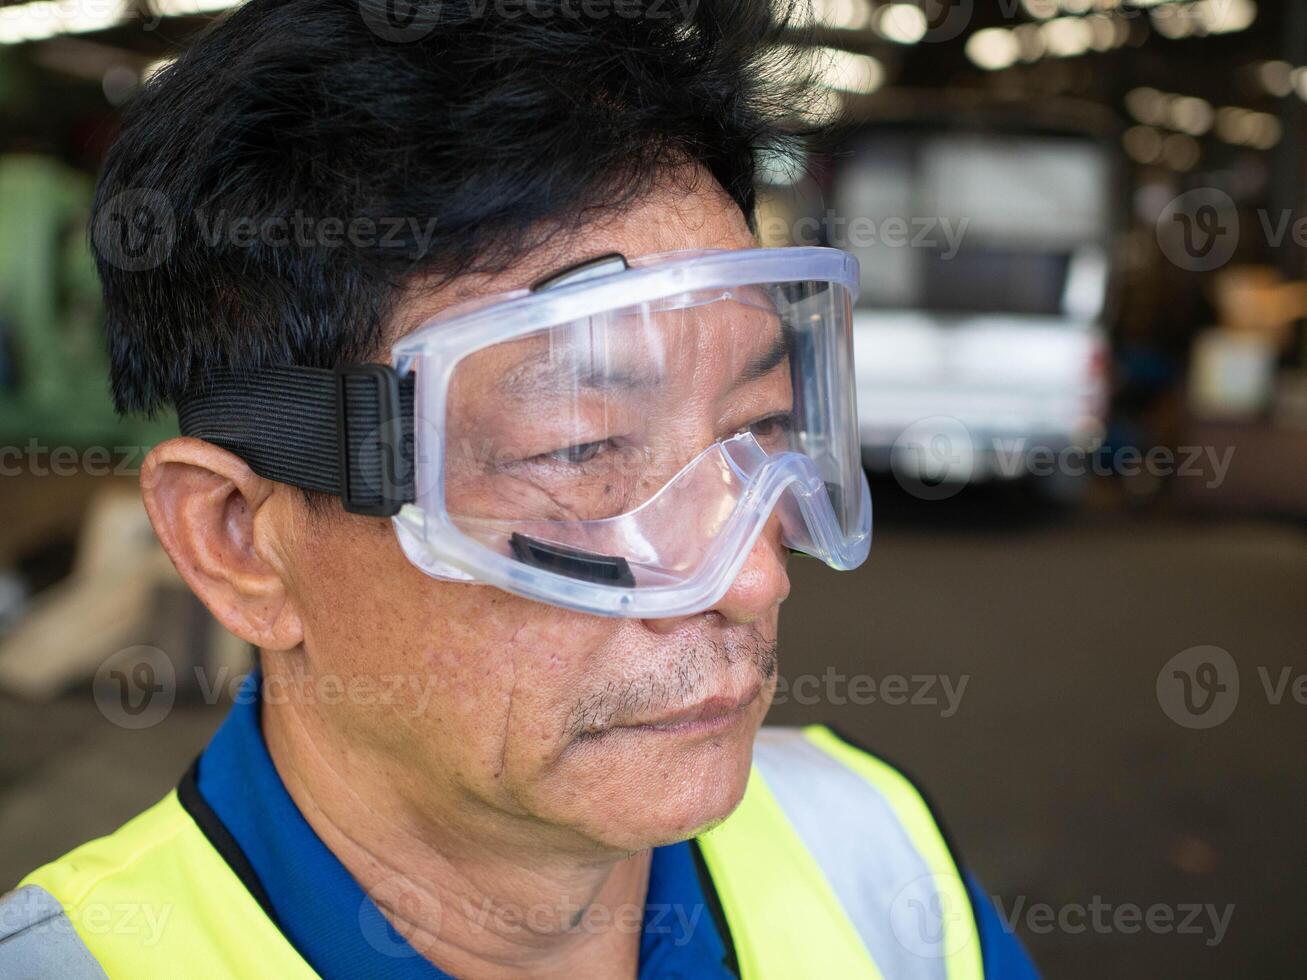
[92,0,819,416]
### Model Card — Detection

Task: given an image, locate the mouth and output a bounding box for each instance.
[613,683,762,739]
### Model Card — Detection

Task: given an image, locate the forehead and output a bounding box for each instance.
[461,293,788,403]
[387,170,757,344]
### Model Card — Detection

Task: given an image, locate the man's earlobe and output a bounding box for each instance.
[140,437,304,651]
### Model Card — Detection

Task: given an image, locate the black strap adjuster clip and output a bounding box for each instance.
[335,363,406,517]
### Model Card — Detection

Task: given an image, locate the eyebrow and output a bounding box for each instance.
[735,329,792,386]
[498,358,664,397]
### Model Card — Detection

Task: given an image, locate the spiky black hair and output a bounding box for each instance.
[92,0,818,415]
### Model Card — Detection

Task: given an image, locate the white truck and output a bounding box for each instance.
[829,128,1114,497]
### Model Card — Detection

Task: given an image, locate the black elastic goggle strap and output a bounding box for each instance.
[175,364,416,517]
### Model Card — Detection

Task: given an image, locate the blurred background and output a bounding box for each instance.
[0,0,1304,976]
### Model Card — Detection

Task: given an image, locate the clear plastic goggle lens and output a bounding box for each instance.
[391,247,870,616]
[438,282,863,574]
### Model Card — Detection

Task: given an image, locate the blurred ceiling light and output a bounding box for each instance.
[1122,124,1164,164]
[1112,13,1133,45]
[876,4,928,44]
[1021,0,1059,19]
[1125,86,1168,125]
[1146,0,1257,39]
[1160,132,1200,171]
[755,144,809,187]
[1042,16,1093,57]
[0,0,128,44]
[152,0,241,13]
[30,34,143,79]
[810,0,872,32]
[1149,7,1194,39]
[143,56,176,83]
[1213,107,1281,149]
[0,0,238,45]
[1258,60,1294,98]
[102,63,139,105]
[1013,23,1046,62]
[1085,13,1117,50]
[1198,0,1256,34]
[816,47,884,93]
[1215,106,1255,143]
[1246,113,1282,150]
[1130,86,1281,151]
[1293,66,1307,102]
[1169,95,1214,135]
[965,27,1020,71]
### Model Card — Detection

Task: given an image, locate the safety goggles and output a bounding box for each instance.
[177,246,872,617]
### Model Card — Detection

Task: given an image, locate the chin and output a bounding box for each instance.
[555,705,764,852]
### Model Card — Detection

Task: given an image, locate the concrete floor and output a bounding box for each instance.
[1,486,1303,978]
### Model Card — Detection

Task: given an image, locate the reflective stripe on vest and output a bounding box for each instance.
[14,725,983,979]
[696,725,984,980]
[0,884,108,979]
[18,790,321,980]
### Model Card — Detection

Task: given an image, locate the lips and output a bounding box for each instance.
[622,683,762,736]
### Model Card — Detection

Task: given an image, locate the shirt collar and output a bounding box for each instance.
[192,671,734,980]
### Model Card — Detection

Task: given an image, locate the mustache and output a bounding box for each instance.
[563,630,778,741]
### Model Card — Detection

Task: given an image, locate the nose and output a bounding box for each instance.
[643,516,791,633]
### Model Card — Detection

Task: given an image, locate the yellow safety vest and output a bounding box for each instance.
[6,725,984,979]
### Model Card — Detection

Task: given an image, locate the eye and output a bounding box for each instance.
[744,412,795,442]
[543,439,613,465]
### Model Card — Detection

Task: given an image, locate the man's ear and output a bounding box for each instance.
[140,436,304,651]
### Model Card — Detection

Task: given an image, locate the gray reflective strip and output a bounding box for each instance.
[0,885,109,980]
[753,728,949,980]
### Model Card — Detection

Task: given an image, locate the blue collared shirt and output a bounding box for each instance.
[193,674,1035,978]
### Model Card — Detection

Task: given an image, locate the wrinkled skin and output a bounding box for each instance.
[141,168,790,976]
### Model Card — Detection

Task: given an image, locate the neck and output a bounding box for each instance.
[261,689,651,979]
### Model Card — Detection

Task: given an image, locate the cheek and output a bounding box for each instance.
[285,514,615,801]
[409,593,614,792]
[480,611,622,785]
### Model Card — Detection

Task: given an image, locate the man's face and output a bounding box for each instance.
[273,173,788,852]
